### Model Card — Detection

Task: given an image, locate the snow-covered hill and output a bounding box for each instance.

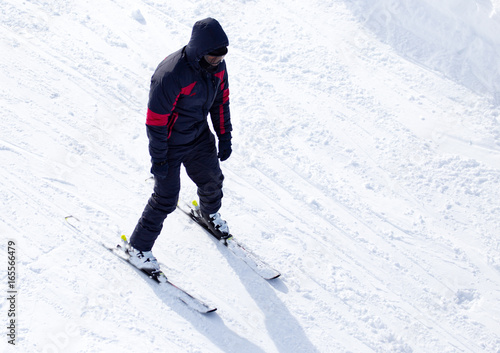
[1,0,499,352]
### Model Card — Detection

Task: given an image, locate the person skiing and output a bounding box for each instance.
[127,18,232,272]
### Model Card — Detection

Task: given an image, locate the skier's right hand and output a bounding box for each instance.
[151,160,169,179]
[217,133,232,161]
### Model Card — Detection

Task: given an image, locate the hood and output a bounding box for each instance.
[185,18,229,68]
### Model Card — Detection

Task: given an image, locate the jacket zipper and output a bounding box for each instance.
[203,72,218,116]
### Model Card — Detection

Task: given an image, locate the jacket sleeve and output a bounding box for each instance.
[145,73,181,163]
[210,67,232,138]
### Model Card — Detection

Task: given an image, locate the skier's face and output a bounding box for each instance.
[204,54,225,67]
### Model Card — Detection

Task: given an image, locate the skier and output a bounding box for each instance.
[127,18,233,271]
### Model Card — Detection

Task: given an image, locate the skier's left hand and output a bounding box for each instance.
[218,133,232,161]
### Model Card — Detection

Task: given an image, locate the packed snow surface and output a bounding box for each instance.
[1,0,500,352]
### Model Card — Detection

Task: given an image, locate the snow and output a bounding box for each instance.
[1,0,500,352]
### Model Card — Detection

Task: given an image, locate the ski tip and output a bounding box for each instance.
[121,234,128,242]
[191,200,199,207]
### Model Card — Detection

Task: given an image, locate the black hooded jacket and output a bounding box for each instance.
[145,18,231,163]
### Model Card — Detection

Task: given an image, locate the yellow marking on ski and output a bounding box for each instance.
[192,200,199,207]
[121,234,128,242]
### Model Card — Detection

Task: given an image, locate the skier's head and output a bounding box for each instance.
[185,18,229,70]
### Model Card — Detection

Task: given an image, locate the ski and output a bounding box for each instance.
[106,236,217,314]
[65,216,216,314]
[176,201,281,280]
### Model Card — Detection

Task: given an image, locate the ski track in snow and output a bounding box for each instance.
[1,0,500,352]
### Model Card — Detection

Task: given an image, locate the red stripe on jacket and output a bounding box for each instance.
[146,109,168,126]
[218,88,230,134]
[214,70,228,135]
[145,82,197,131]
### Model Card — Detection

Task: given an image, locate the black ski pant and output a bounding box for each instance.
[130,129,224,251]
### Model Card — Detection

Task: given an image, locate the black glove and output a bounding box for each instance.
[151,160,169,179]
[218,134,232,161]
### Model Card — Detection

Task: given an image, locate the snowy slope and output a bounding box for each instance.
[1,0,500,352]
